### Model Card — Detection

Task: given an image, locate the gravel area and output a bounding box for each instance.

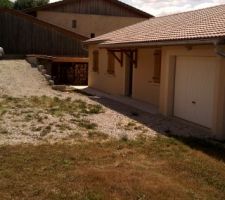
[0,60,211,145]
[0,60,159,145]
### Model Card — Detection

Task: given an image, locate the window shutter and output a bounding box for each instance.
[93,50,99,72]
[153,50,161,83]
[107,51,115,74]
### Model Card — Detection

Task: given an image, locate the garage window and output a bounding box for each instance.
[153,49,162,83]
[107,51,115,75]
[93,50,99,72]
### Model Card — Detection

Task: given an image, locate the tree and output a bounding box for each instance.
[0,0,14,8]
[14,0,49,10]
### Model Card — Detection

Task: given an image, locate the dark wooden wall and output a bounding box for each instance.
[0,11,88,56]
[46,0,148,18]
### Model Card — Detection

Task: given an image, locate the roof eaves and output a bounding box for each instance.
[97,38,223,48]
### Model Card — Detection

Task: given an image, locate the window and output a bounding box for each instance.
[152,49,162,83]
[107,51,115,75]
[90,33,95,38]
[72,20,77,28]
[93,50,99,72]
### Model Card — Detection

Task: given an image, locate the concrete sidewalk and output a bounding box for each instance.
[72,86,159,115]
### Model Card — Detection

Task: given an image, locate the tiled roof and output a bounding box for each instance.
[86,4,225,46]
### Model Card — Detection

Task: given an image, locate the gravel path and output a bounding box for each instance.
[0,60,56,97]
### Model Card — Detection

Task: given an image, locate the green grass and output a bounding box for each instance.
[0,136,225,200]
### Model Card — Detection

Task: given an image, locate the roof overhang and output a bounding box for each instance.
[90,38,224,49]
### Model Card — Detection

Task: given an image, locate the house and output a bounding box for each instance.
[24,0,152,38]
[84,5,225,140]
[20,0,152,86]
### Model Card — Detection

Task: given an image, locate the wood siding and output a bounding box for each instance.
[0,11,88,56]
[45,0,148,18]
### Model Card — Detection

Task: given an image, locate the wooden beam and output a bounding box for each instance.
[123,49,138,68]
[108,49,138,67]
[108,50,123,66]
[133,49,138,68]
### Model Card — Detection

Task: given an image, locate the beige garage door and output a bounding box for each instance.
[174,56,218,128]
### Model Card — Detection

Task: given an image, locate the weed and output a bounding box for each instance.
[85,104,103,114]
[40,125,51,137]
[31,126,42,132]
[87,131,108,140]
[119,133,129,142]
[68,132,82,139]
[0,109,7,116]
[81,190,103,200]
[58,123,72,132]
[0,128,9,135]
[24,114,33,122]
[78,120,98,130]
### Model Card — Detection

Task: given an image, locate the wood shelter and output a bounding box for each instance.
[29,55,89,85]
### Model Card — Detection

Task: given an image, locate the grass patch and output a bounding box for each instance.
[87,131,108,140]
[57,123,72,132]
[0,95,103,134]
[78,120,98,130]
[31,126,42,132]
[0,136,225,199]
[123,121,146,132]
[0,109,7,117]
[0,95,104,118]
[40,125,51,137]
[0,127,9,135]
[28,96,104,117]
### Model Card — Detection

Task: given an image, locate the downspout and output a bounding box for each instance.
[214,39,225,57]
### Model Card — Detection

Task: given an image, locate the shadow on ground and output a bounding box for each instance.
[79,92,225,162]
[170,135,225,162]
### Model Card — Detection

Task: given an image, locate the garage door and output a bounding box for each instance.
[174,56,218,128]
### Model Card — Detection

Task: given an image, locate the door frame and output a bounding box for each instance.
[124,51,134,97]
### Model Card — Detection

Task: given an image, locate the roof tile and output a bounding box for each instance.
[86,4,225,46]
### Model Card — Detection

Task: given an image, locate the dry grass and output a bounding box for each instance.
[0,136,225,200]
[0,95,103,117]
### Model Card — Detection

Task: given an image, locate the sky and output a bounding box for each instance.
[49,0,225,16]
